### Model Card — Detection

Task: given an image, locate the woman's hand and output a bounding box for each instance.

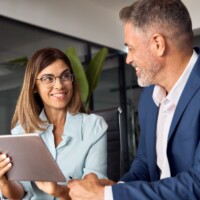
[0,153,25,199]
[35,181,58,195]
[0,154,12,186]
[35,181,71,200]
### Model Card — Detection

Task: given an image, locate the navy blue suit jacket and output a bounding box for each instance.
[112,48,200,200]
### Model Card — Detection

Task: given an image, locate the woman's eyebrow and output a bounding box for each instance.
[61,68,71,74]
[40,73,53,77]
[41,69,71,77]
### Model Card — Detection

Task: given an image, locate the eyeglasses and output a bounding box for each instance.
[36,73,73,88]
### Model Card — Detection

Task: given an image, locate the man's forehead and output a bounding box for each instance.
[124,23,148,46]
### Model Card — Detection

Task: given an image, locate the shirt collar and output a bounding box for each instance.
[39,109,82,140]
[153,50,198,107]
[153,85,166,107]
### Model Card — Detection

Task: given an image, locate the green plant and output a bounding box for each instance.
[66,47,108,110]
[8,56,29,64]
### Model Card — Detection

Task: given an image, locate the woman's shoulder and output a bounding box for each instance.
[11,123,25,135]
[81,112,103,119]
[81,112,107,126]
[79,112,108,137]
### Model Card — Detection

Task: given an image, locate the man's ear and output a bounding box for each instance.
[151,33,166,57]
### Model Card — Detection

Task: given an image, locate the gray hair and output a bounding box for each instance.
[119,0,193,47]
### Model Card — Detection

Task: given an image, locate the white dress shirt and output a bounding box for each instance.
[154,51,197,179]
[104,50,198,199]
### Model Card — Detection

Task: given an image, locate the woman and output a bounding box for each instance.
[0,47,107,199]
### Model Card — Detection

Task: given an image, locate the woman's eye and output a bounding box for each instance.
[61,73,72,80]
[42,76,54,83]
[62,74,69,79]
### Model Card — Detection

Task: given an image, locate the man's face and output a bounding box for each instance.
[124,23,162,87]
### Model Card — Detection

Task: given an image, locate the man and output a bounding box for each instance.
[68,0,200,199]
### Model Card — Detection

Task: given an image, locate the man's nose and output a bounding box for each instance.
[126,52,132,65]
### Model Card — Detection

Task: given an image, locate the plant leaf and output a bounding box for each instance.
[66,47,89,103]
[8,56,29,64]
[85,47,108,101]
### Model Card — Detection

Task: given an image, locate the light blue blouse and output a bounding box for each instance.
[11,110,108,200]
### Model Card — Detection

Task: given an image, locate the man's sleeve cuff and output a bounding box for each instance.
[104,186,114,200]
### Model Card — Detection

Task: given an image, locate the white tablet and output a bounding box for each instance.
[0,133,66,182]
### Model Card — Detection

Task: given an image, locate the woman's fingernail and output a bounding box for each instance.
[2,154,6,159]
[8,163,12,167]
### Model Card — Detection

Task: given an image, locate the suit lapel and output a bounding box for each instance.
[145,48,200,180]
[146,99,160,180]
[168,54,200,142]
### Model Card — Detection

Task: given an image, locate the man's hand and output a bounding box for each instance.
[99,178,115,186]
[68,173,105,200]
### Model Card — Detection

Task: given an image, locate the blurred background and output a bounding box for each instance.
[0,0,200,171]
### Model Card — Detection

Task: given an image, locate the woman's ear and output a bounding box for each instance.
[33,87,38,93]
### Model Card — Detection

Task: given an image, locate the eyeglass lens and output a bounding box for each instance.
[40,73,73,88]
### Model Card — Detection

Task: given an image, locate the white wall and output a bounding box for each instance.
[0,0,124,51]
[182,0,200,34]
[0,0,200,51]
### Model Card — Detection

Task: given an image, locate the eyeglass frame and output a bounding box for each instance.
[36,72,74,89]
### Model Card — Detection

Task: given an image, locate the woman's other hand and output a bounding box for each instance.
[35,181,71,200]
[35,181,57,195]
[0,154,12,186]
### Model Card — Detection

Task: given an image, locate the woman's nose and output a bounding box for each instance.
[53,77,63,89]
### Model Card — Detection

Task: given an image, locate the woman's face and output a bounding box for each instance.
[35,59,73,112]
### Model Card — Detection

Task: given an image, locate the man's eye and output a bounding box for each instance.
[129,48,134,53]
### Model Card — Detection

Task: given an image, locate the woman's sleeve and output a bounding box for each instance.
[82,115,108,179]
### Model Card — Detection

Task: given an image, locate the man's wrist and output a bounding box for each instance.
[95,185,105,200]
[56,185,70,200]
